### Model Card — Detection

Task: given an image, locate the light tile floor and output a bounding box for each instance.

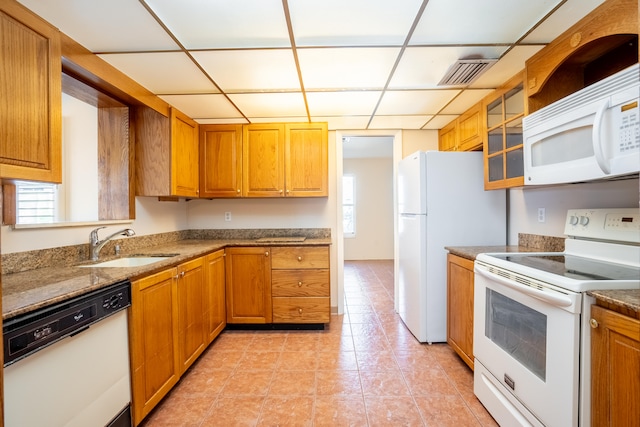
[141,260,498,426]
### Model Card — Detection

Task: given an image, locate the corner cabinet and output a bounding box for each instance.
[0,0,62,183]
[135,106,199,198]
[446,253,475,370]
[590,304,640,427]
[483,72,526,190]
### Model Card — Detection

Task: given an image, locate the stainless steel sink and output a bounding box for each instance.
[79,255,177,268]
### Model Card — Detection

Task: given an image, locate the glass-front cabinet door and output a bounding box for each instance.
[483,72,525,190]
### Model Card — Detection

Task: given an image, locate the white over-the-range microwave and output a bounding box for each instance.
[523,63,639,185]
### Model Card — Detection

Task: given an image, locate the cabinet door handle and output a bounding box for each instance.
[265,251,269,257]
[590,318,599,329]
[237,189,240,193]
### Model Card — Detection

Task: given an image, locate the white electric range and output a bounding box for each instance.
[472,208,640,427]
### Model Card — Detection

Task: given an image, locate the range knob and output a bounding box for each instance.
[579,216,589,226]
[569,215,579,225]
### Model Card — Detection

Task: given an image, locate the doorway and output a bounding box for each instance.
[335,130,403,315]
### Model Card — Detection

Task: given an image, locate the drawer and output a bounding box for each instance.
[271,246,329,269]
[272,297,330,323]
[272,270,329,297]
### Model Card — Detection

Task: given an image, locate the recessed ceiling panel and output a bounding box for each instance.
[228,93,307,118]
[98,52,218,94]
[376,90,460,115]
[17,0,178,51]
[306,92,382,116]
[145,0,290,49]
[192,50,300,92]
[389,47,507,89]
[470,46,545,88]
[288,0,423,47]
[298,48,401,90]
[159,94,243,120]
[423,115,459,129]
[197,118,249,125]
[411,0,562,44]
[522,0,605,43]
[369,115,432,130]
[439,89,493,115]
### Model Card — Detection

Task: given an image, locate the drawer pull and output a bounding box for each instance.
[298,281,303,287]
[297,256,302,262]
[298,308,303,314]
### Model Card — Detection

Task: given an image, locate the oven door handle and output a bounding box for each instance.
[475,266,573,308]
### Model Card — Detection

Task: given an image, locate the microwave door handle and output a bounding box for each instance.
[592,99,611,174]
[475,266,573,308]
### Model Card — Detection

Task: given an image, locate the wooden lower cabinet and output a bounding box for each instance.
[446,253,475,370]
[130,267,180,426]
[177,256,206,374]
[590,304,640,427]
[225,247,272,323]
[271,246,330,323]
[130,253,225,425]
[205,249,226,343]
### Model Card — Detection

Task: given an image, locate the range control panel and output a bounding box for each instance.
[565,208,640,243]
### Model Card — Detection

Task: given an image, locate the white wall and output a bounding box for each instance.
[401,129,439,157]
[343,157,394,260]
[508,178,639,243]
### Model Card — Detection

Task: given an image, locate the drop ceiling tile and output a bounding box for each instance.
[369,115,432,130]
[306,91,382,116]
[196,118,249,125]
[227,93,307,118]
[159,94,243,120]
[288,0,423,47]
[389,46,507,89]
[191,50,299,91]
[17,0,178,51]
[310,116,372,130]
[145,0,290,49]
[376,90,460,115]
[98,52,218,94]
[411,0,563,44]
[522,0,606,43]
[470,45,545,88]
[298,48,401,90]
[422,115,459,129]
[248,117,309,123]
[439,89,493,115]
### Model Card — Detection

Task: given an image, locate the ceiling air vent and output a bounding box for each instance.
[438,59,498,86]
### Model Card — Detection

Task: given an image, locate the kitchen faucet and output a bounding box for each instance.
[89,226,136,261]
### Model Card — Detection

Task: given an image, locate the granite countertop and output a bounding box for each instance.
[587,289,640,315]
[444,245,532,260]
[2,237,331,320]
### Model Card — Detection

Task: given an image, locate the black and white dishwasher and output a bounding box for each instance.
[3,280,132,427]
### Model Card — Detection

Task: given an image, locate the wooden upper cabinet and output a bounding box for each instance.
[438,103,483,152]
[135,106,199,198]
[199,124,243,198]
[171,109,199,197]
[243,123,285,197]
[0,0,62,182]
[526,0,638,113]
[285,122,328,197]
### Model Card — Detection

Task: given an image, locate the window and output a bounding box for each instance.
[16,181,58,224]
[343,175,355,237]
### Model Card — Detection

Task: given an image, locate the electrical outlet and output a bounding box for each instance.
[224,212,232,221]
[538,208,546,223]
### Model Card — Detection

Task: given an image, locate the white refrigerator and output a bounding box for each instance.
[397,150,506,343]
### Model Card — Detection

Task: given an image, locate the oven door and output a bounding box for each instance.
[473,261,581,427]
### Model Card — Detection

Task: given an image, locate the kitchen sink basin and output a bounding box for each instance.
[79,255,177,268]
